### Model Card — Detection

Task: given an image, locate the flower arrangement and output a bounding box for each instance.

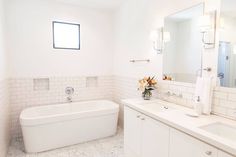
[138,76,157,100]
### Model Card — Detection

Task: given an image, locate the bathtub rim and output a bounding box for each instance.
[20,100,119,126]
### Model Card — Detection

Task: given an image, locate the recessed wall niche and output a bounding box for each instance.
[33,78,50,91]
[86,77,98,88]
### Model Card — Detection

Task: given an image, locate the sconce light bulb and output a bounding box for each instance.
[149,30,159,41]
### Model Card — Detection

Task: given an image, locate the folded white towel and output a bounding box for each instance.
[194,76,213,115]
[202,77,213,115]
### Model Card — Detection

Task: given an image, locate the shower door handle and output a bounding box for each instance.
[218,73,224,79]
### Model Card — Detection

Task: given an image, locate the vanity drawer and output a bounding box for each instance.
[169,128,218,157]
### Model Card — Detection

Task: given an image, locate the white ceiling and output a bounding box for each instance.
[166,3,204,22]
[53,0,125,10]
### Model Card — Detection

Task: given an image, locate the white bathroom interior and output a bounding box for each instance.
[1,0,236,156]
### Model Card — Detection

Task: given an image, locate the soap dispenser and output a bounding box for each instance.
[194,96,202,115]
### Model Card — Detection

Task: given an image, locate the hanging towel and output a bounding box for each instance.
[201,77,213,115]
[194,76,213,115]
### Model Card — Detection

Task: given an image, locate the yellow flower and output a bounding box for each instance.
[151,79,157,85]
[139,79,148,92]
[138,76,157,92]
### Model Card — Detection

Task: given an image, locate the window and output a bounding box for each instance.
[53,21,80,50]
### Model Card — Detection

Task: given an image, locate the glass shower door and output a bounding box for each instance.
[218,41,231,87]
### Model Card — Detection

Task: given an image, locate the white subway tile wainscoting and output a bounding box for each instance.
[213,87,236,120]
[10,76,113,138]
[8,76,233,156]
[8,75,236,140]
[113,76,236,120]
[0,79,10,157]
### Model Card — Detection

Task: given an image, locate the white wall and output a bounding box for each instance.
[113,0,203,79]
[0,0,7,79]
[6,0,114,78]
[0,0,10,156]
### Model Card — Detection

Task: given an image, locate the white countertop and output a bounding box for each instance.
[122,98,236,156]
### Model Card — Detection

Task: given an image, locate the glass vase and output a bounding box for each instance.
[142,89,152,100]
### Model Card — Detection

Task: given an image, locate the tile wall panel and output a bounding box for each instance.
[9,76,113,138]
[0,79,10,157]
[9,75,236,138]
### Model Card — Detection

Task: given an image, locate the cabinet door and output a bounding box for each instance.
[169,128,218,157]
[218,151,234,157]
[141,115,169,157]
[124,107,142,157]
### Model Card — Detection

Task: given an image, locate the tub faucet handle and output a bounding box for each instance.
[65,87,74,95]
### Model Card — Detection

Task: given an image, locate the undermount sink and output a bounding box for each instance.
[141,103,175,112]
[200,122,236,142]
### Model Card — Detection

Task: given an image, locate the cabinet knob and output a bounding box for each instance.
[137,115,141,118]
[205,151,212,156]
[141,117,145,120]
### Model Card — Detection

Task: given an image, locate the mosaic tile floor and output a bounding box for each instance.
[7,129,124,157]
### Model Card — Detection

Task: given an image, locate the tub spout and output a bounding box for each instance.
[67,96,73,103]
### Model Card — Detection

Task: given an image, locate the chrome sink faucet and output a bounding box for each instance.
[164,91,183,98]
[65,87,74,103]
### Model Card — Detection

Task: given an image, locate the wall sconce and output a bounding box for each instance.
[163,31,171,43]
[150,28,164,54]
[220,17,225,30]
[199,11,216,49]
[150,28,170,54]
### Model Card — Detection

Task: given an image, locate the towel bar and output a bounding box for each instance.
[130,59,150,63]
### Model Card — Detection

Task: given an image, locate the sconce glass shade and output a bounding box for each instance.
[149,28,164,53]
[149,30,159,41]
[164,32,171,42]
[199,15,211,32]
[220,17,225,29]
[199,11,216,49]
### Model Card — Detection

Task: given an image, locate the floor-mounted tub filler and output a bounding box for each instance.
[20,100,119,153]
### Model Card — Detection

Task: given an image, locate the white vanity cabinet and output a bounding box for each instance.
[218,151,234,157]
[124,106,235,157]
[169,128,218,157]
[124,106,169,157]
[124,106,142,157]
[141,112,169,157]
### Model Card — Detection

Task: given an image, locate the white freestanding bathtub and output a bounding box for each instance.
[20,100,119,153]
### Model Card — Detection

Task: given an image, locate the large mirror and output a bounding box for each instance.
[163,4,204,83]
[217,0,236,88]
